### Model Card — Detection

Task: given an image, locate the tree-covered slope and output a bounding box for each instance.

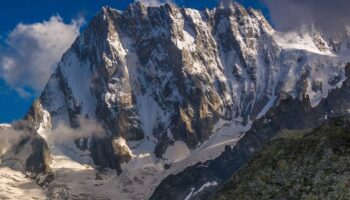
[213,117,350,200]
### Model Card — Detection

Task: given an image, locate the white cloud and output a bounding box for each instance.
[0,117,105,157]
[263,0,350,33]
[0,125,25,156]
[0,16,83,97]
[135,0,175,7]
[51,117,105,145]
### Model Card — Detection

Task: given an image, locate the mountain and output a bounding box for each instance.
[212,116,350,200]
[1,1,350,199]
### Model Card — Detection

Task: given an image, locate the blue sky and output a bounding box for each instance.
[0,0,269,123]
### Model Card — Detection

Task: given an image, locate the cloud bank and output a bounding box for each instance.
[0,16,83,97]
[263,0,350,33]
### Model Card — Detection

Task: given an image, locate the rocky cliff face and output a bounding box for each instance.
[7,1,350,199]
[150,63,350,200]
[212,116,350,200]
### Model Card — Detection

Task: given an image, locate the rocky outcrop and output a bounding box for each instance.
[212,116,350,200]
[0,121,53,188]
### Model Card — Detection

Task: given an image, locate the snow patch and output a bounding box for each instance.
[256,96,277,119]
[0,124,11,129]
[37,106,52,142]
[163,141,190,163]
[0,167,46,199]
[185,181,219,199]
[137,96,162,137]
[274,30,334,56]
[60,51,96,117]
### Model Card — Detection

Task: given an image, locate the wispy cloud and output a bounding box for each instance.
[0,117,105,156]
[0,117,106,156]
[0,16,83,98]
[0,124,25,156]
[263,0,350,33]
[51,117,105,145]
[135,0,176,7]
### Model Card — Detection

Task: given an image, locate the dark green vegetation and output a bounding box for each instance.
[213,117,350,200]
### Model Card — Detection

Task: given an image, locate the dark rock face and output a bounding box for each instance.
[25,135,52,175]
[6,121,52,176]
[24,135,54,187]
[212,117,350,200]
[89,137,120,173]
[150,63,350,200]
[0,121,53,188]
